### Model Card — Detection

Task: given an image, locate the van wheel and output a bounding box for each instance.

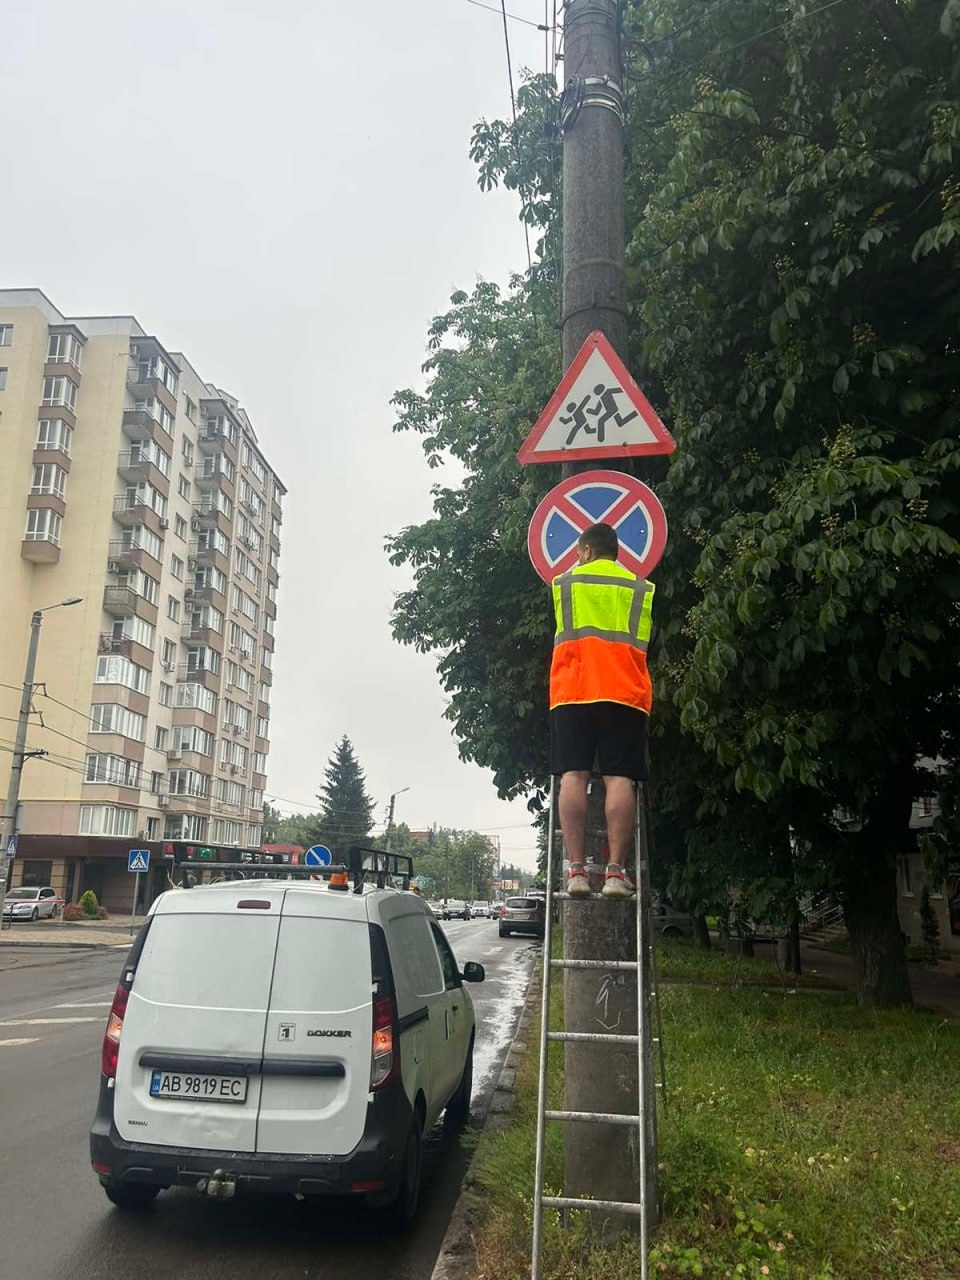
[103,1182,160,1210]
[662,926,682,940]
[385,1118,423,1228]
[444,1039,474,1132]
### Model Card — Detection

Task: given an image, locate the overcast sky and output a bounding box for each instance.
[2,1,553,869]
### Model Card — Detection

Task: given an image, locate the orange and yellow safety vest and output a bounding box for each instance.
[549,559,654,712]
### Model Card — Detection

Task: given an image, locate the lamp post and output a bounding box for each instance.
[383,787,410,853]
[1,597,83,904]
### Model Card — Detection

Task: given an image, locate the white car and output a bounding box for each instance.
[90,855,484,1224]
[470,900,488,920]
[2,886,62,921]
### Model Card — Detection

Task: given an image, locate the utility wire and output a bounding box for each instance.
[500,0,535,272]
[466,0,551,30]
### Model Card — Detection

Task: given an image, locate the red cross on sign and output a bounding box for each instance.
[526,470,668,585]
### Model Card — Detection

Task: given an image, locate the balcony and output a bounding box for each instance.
[98,633,133,657]
[196,458,232,491]
[117,449,168,489]
[121,402,168,444]
[181,621,223,650]
[198,423,230,455]
[177,662,220,691]
[114,494,166,538]
[108,538,160,571]
[102,585,138,616]
[192,501,231,537]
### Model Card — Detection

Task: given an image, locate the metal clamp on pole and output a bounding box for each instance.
[560,74,626,133]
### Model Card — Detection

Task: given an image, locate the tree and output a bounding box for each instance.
[310,735,375,860]
[388,5,960,1006]
[262,802,282,843]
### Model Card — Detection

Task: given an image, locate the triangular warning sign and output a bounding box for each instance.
[517,331,676,465]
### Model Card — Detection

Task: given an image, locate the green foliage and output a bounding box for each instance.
[390,824,499,900]
[920,885,941,961]
[78,890,99,918]
[309,735,375,860]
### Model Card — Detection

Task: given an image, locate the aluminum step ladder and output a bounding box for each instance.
[531,776,667,1280]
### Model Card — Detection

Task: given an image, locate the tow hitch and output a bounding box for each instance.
[196,1170,237,1199]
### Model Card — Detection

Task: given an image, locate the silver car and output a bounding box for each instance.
[2,886,63,921]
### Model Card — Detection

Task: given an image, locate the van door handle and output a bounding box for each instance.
[452,1004,460,1012]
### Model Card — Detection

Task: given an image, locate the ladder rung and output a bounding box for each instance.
[544,1109,640,1126]
[541,1195,645,1215]
[550,958,638,971]
[548,1031,639,1045]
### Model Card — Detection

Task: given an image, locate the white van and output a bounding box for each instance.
[90,855,484,1224]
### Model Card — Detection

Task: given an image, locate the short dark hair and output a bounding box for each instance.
[579,523,619,560]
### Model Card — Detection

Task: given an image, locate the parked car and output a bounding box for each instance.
[652,901,694,940]
[444,899,470,920]
[2,886,63,921]
[90,870,485,1223]
[426,901,443,917]
[470,900,488,920]
[499,896,546,939]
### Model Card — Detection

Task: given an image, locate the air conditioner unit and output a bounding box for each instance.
[241,649,252,661]
[191,518,202,531]
[167,748,182,761]
[184,588,194,599]
[159,518,169,530]
[161,660,175,673]
[230,765,240,775]
[108,560,122,574]
[228,645,238,654]
[157,795,169,808]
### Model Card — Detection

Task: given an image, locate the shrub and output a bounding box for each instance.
[78,889,99,917]
[96,906,110,920]
[62,904,85,922]
[920,886,940,963]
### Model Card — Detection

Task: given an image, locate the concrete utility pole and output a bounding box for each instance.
[0,598,83,905]
[558,0,659,1238]
[383,786,410,852]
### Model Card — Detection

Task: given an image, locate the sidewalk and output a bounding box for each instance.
[800,941,960,1020]
[0,917,140,949]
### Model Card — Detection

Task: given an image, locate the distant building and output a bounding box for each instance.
[0,289,284,911]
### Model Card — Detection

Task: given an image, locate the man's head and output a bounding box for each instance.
[577,523,619,564]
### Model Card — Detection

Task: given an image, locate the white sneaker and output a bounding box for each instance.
[601,867,635,898]
[567,867,591,898]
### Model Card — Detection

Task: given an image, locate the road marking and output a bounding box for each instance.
[0,1038,40,1047]
[0,1016,102,1026]
[55,1001,112,1009]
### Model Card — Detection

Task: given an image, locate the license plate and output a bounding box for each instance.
[149,1070,248,1103]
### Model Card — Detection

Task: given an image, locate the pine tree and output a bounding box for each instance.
[311,735,375,859]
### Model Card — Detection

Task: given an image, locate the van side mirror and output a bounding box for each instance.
[461,961,485,983]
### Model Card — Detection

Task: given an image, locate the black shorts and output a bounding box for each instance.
[550,702,649,779]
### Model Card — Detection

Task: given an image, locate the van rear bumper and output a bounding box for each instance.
[90,1080,413,1197]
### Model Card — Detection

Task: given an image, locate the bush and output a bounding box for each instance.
[62,904,85,922]
[96,906,110,920]
[78,889,99,917]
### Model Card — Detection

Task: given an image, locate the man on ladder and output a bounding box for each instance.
[549,522,655,899]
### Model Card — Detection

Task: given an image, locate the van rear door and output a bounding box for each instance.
[255,890,374,1158]
[113,890,281,1152]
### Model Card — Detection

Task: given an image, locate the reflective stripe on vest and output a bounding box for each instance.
[549,562,654,711]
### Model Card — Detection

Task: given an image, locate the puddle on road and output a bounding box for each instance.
[471,941,539,1102]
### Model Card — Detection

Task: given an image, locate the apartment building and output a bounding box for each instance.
[0,289,284,912]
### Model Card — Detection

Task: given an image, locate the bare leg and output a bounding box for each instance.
[603,776,636,867]
[558,771,590,865]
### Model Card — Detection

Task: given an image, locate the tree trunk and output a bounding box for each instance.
[844,857,912,1008]
[692,912,711,949]
[778,913,802,975]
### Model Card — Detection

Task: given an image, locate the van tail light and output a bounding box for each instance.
[370,995,399,1090]
[101,983,130,1078]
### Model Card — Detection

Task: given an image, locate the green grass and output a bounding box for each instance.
[655,939,839,989]
[470,944,960,1280]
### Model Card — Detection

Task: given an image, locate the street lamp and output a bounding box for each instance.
[1,597,83,900]
[383,787,410,853]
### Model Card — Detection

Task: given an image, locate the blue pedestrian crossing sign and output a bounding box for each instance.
[128,849,150,874]
[304,845,332,868]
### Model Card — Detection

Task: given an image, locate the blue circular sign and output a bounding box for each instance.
[304,845,332,867]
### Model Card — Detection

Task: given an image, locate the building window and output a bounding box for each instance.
[155,726,168,751]
[84,754,141,788]
[171,554,184,579]
[167,596,181,623]
[47,332,82,368]
[36,418,73,455]
[178,474,191,500]
[161,638,177,669]
[184,397,197,424]
[146,817,160,840]
[150,771,165,795]
[175,514,187,540]
[90,703,146,741]
[31,463,67,498]
[41,375,78,411]
[158,681,172,707]
[20,859,53,886]
[95,654,150,695]
[0,368,7,390]
[0,325,12,346]
[900,856,913,897]
[24,507,62,545]
[112,614,155,650]
[182,434,194,462]
[79,805,135,837]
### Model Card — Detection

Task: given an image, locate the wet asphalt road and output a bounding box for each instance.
[0,918,537,1280]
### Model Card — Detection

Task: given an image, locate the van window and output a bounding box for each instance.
[269,917,371,1013]
[134,914,276,1009]
[389,913,444,1001]
[429,922,461,992]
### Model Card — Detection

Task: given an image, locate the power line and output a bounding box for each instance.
[465,0,550,30]
[500,0,534,272]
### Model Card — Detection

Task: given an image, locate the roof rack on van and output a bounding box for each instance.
[347,846,415,894]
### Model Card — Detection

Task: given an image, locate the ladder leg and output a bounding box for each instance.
[635,784,650,1280]
[531,774,558,1280]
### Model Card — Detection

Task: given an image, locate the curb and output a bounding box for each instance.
[430,963,542,1280]
[0,939,128,951]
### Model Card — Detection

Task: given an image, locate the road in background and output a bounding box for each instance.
[0,917,535,1280]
